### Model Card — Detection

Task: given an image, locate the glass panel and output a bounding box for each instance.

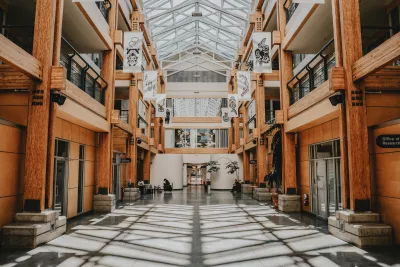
[316,142,333,159]
[54,160,66,215]
[78,160,84,213]
[56,140,69,158]
[327,159,336,216]
[336,158,342,210]
[334,139,341,157]
[316,160,327,218]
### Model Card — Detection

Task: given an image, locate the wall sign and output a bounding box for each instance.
[252,32,272,73]
[228,94,238,118]
[250,160,257,165]
[121,158,132,164]
[143,71,157,100]
[156,94,166,117]
[237,71,251,101]
[376,135,400,148]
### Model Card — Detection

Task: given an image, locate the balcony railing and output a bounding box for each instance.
[60,37,107,104]
[362,26,399,55]
[96,0,112,22]
[265,110,276,124]
[287,39,336,105]
[0,25,34,54]
[120,110,129,123]
[284,0,299,23]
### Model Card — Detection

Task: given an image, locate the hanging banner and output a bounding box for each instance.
[156,94,166,118]
[227,94,238,118]
[143,71,157,100]
[123,32,143,73]
[221,108,230,127]
[252,32,272,73]
[292,0,324,3]
[237,71,251,101]
[164,108,172,126]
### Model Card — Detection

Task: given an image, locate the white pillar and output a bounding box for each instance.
[183,163,188,187]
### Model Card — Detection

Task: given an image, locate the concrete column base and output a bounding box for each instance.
[123,188,141,202]
[93,194,116,213]
[2,210,66,248]
[241,184,255,194]
[278,195,301,212]
[328,210,392,248]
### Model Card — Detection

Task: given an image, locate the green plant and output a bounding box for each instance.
[264,123,282,192]
[206,160,220,173]
[225,160,240,180]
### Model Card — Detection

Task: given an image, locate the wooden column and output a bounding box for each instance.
[332,0,349,209]
[256,75,267,185]
[143,150,151,182]
[23,0,56,212]
[98,0,118,194]
[233,118,240,150]
[128,80,139,185]
[242,105,250,182]
[338,0,371,211]
[277,0,296,194]
[46,0,64,209]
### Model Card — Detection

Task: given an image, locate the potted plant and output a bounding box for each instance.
[225,160,240,181]
[264,123,282,208]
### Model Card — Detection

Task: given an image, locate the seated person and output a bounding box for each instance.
[163,179,172,191]
[231,179,238,193]
[235,179,241,193]
[138,180,145,194]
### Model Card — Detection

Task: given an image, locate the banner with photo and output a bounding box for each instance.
[252,32,272,73]
[123,32,143,73]
[156,94,166,118]
[237,71,251,101]
[221,108,231,127]
[227,94,238,118]
[143,71,157,101]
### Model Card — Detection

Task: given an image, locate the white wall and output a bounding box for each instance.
[183,163,188,187]
[150,154,183,189]
[182,154,210,164]
[209,154,244,190]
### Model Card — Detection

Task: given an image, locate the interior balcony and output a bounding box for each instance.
[285,39,339,133]
[62,0,113,52]
[282,0,333,53]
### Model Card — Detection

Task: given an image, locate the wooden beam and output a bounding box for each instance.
[130,0,139,10]
[364,66,400,90]
[0,34,42,80]
[50,66,66,91]
[0,66,32,89]
[329,67,346,91]
[115,70,132,80]
[273,31,281,46]
[275,110,284,124]
[263,70,280,81]
[256,0,265,10]
[113,30,123,45]
[352,31,400,81]
[171,117,222,123]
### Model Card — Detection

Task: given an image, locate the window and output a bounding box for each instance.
[165,129,229,148]
[55,140,69,158]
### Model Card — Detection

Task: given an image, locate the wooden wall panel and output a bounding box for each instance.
[370,123,400,244]
[54,118,97,217]
[67,188,78,219]
[0,123,25,231]
[0,106,28,126]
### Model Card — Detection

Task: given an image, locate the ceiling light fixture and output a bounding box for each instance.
[192,12,203,17]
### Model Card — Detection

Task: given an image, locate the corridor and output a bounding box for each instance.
[1,187,399,267]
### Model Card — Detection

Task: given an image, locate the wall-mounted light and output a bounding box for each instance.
[252,139,257,145]
[137,138,142,144]
[51,92,66,106]
[329,94,345,106]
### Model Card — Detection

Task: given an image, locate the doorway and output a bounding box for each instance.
[310,140,341,219]
[113,153,121,202]
[54,139,69,216]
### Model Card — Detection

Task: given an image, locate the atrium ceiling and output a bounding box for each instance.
[142,0,255,77]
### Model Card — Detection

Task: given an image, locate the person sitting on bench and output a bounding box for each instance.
[138,180,145,195]
[164,179,172,191]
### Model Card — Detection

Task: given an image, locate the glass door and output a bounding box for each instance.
[112,164,120,202]
[54,159,67,215]
[316,159,327,218]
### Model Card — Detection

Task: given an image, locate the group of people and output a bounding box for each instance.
[133,178,172,195]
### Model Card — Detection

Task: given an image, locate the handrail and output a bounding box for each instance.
[61,37,108,91]
[0,24,34,53]
[283,0,299,23]
[287,38,335,104]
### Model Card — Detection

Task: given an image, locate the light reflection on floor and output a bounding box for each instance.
[1,189,399,267]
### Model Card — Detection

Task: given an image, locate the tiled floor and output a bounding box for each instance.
[1,186,399,267]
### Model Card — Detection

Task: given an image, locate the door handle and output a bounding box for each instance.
[55,185,59,197]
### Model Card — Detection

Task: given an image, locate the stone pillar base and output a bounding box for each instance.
[93,194,116,213]
[2,210,66,248]
[123,188,141,202]
[241,184,255,194]
[278,195,301,212]
[328,210,392,248]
